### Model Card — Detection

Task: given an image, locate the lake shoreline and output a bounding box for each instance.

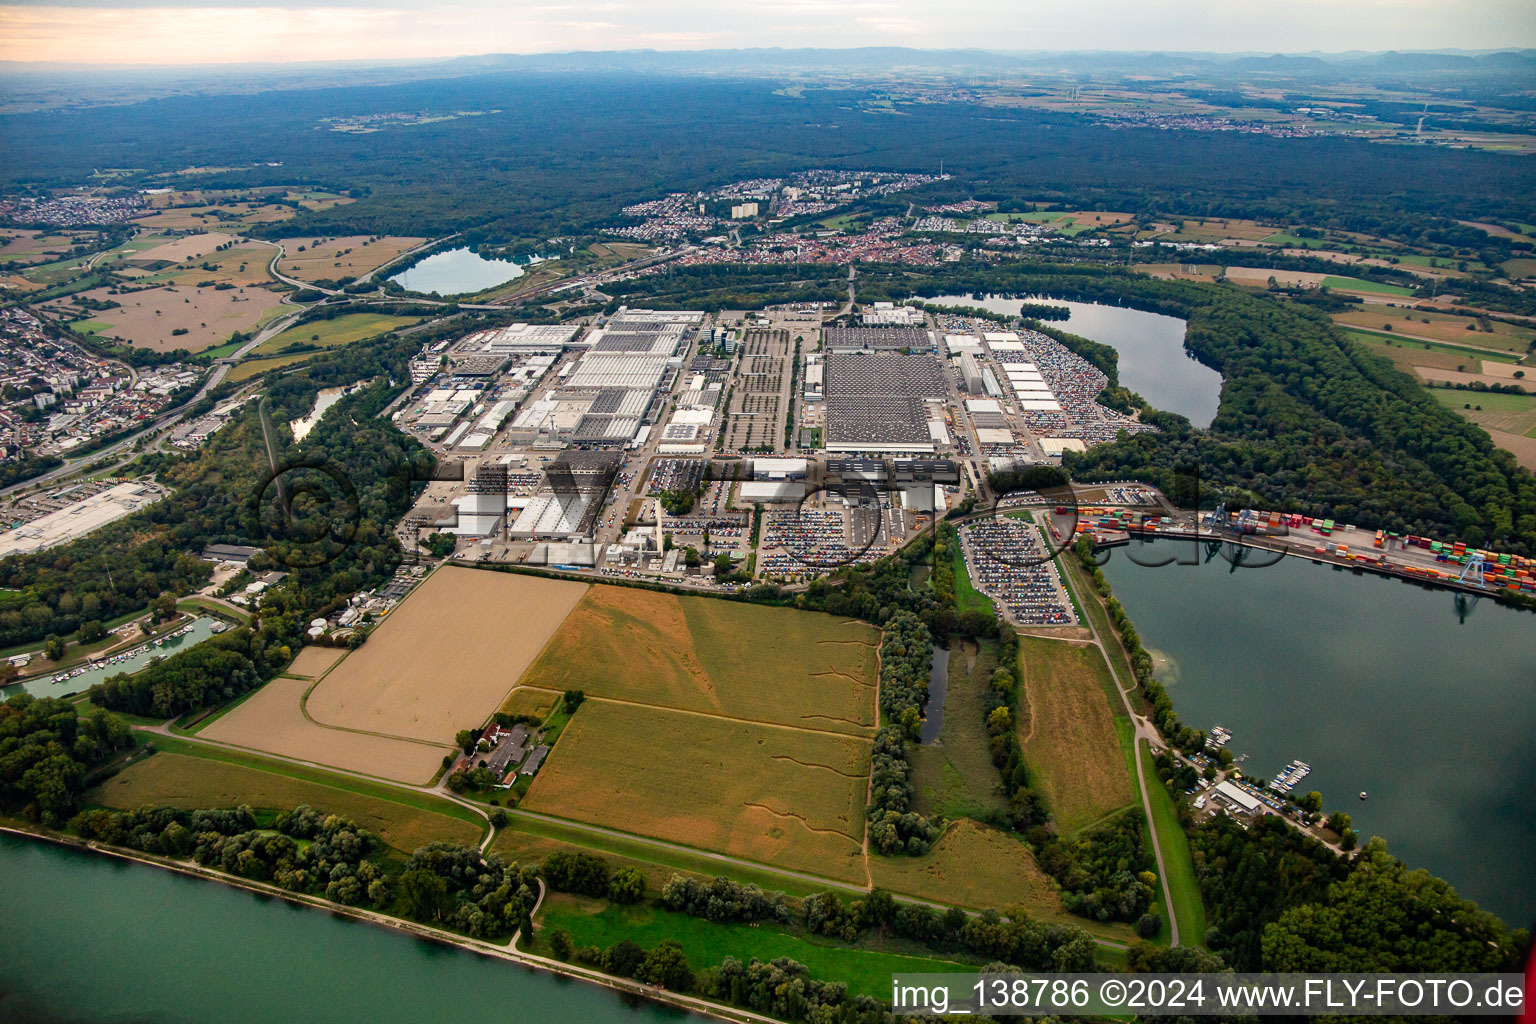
[0,824,773,1024]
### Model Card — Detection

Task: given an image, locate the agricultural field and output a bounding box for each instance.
[1334,309,1535,355]
[539,894,974,1001]
[500,687,560,721]
[306,567,588,744]
[908,639,1009,821]
[1319,275,1414,296]
[286,645,347,679]
[122,231,239,265]
[1222,266,1329,288]
[1016,636,1134,836]
[1430,388,1536,470]
[252,312,420,357]
[513,584,879,736]
[522,699,871,883]
[226,351,318,381]
[1500,258,1536,281]
[88,751,481,852]
[1142,217,1279,243]
[275,234,425,282]
[61,283,289,352]
[868,819,1064,920]
[0,229,80,263]
[199,675,451,784]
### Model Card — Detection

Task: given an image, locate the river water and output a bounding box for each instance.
[2,616,222,701]
[390,248,548,296]
[0,834,706,1024]
[1099,539,1536,926]
[927,294,1221,427]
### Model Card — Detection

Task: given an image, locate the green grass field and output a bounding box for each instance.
[1321,275,1414,296]
[88,750,482,852]
[1140,743,1207,947]
[253,312,417,356]
[538,894,976,1000]
[1429,388,1535,413]
[950,537,995,616]
[909,639,1009,821]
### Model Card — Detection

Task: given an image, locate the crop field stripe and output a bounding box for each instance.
[579,694,876,742]
[138,733,487,833]
[89,752,482,852]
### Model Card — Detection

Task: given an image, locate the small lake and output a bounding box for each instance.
[3,616,222,701]
[290,386,349,442]
[0,833,707,1024]
[1100,539,1536,925]
[390,248,548,296]
[921,645,951,744]
[927,294,1222,427]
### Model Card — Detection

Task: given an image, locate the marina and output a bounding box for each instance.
[1101,538,1536,924]
[3,617,225,701]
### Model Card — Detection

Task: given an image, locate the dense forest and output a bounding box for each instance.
[0,694,132,825]
[3,74,1532,246]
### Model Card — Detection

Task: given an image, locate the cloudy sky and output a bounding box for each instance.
[2,0,1533,65]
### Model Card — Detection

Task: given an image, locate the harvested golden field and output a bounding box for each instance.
[89,752,480,852]
[200,675,450,784]
[276,235,425,282]
[127,232,239,265]
[1334,309,1534,354]
[133,203,296,231]
[1223,266,1329,288]
[0,230,77,261]
[66,283,289,352]
[523,700,870,883]
[286,645,348,679]
[513,584,878,736]
[869,820,1064,918]
[307,567,587,743]
[1016,636,1134,836]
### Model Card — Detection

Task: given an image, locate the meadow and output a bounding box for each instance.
[868,819,1064,920]
[1016,636,1135,836]
[522,699,871,883]
[513,584,879,737]
[908,639,1009,822]
[538,894,975,1000]
[253,312,419,356]
[65,283,289,352]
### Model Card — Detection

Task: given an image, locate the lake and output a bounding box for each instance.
[390,247,548,296]
[927,294,1222,427]
[290,385,350,441]
[1099,539,1536,925]
[0,833,707,1024]
[921,644,951,745]
[3,616,223,701]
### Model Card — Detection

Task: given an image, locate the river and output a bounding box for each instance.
[0,834,706,1024]
[390,248,549,296]
[2,616,223,701]
[1099,539,1536,925]
[926,294,1221,427]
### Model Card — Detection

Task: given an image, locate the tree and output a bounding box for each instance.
[43,634,65,662]
[634,940,694,991]
[397,868,449,922]
[1136,912,1163,939]
[562,689,585,713]
[1298,790,1323,815]
[608,866,645,904]
[454,729,476,754]
[151,592,177,623]
[549,928,575,960]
